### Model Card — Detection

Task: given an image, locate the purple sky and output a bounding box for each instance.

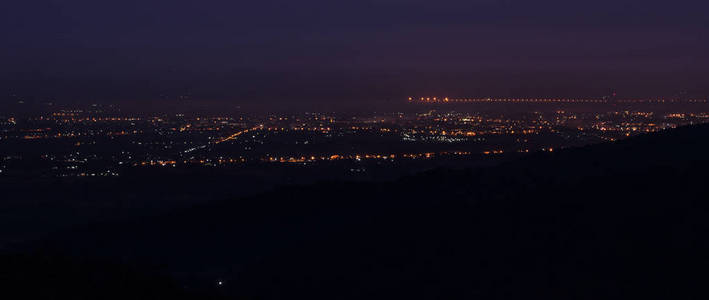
[2,0,708,108]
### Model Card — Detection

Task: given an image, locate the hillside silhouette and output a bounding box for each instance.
[6,124,709,299]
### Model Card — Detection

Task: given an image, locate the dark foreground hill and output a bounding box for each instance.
[5,124,709,299]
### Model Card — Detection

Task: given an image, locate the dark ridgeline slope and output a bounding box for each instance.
[6,124,709,299]
[0,253,218,300]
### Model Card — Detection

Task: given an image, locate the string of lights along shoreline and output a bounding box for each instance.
[408,97,709,104]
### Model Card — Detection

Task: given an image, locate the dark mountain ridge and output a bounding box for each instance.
[5,124,709,299]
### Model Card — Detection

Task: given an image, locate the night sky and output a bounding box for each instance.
[3,0,708,108]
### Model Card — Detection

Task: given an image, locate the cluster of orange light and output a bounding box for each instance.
[21,130,140,140]
[106,131,131,136]
[267,127,332,132]
[409,128,537,136]
[410,97,708,104]
[617,99,708,103]
[264,151,489,163]
[134,158,251,167]
[178,126,224,132]
[593,124,664,133]
[410,97,608,104]
[135,160,177,167]
[216,158,247,164]
[49,116,142,122]
[482,150,504,155]
[51,112,80,117]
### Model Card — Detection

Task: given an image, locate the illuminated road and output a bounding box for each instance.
[215,125,264,144]
[408,97,709,104]
[182,125,263,154]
